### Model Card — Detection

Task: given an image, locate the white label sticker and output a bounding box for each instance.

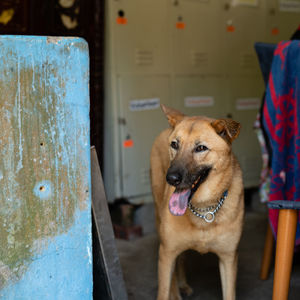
[236,98,261,110]
[279,0,300,12]
[129,98,160,111]
[184,96,214,108]
[231,0,258,6]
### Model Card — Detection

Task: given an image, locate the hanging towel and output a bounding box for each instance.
[263,40,300,245]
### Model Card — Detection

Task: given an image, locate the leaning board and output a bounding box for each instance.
[0,36,92,299]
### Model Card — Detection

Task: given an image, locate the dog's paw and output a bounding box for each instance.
[170,288,183,300]
[170,294,182,300]
[180,284,193,297]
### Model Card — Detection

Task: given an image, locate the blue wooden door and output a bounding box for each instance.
[0,36,92,299]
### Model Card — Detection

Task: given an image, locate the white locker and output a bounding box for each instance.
[220,0,266,76]
[227,75,265,187]
[118,75,170,201]
[104,0,300,203]
[172,75,230,118]
[171,0,222,75]
[104,0,172,203]
[110,0,170,74]
[265,0,300,43]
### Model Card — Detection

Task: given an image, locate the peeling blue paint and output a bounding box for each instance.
[0,210,92,300]
[0,36,92,299]
[33,180,53,200]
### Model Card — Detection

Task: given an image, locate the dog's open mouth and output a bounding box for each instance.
[169,167,211,216]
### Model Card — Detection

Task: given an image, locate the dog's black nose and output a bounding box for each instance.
[166,172,182,187]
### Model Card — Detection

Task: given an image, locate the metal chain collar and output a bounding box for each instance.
[188,190,228,223]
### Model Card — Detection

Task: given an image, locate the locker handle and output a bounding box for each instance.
[118,117,126,126]
[224,3,230,11]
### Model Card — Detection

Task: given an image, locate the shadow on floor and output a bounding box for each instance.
[116,194,300,299]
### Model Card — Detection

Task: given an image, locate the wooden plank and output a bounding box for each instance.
[0,36,92,299]
[91,147,128,300]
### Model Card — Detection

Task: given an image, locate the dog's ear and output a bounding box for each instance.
[211,119,241,143]
[161,104,185,128]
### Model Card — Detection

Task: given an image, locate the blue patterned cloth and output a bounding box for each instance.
[263,40,300,245]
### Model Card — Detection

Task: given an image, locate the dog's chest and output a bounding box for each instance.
[166,217,220,253]
[186,227,219,253]
[186,218,243,254]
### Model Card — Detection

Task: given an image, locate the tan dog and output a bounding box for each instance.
[150,105,244,300]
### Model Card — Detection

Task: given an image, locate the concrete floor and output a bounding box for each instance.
[116,194,300,300]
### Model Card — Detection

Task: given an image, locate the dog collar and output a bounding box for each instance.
[188,190,228,223]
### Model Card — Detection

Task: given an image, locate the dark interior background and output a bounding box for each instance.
[0,0,105,165]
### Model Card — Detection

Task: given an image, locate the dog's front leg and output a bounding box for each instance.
[218,252,238,300]
[157,244,178,300]
[176,253,193,296]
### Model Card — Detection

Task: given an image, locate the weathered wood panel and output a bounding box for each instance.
[91,147,128,300]
[0,36,92,299]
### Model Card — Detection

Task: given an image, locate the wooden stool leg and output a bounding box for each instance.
[260,223,274,280]
[272,209,298,300]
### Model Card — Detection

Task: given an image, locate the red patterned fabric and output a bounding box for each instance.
[263,40,300,244]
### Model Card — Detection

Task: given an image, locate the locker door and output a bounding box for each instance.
[220,0,266,76]
[171,0,221,75]
[111,0,170,74]
[265,0,300,43]
[227,75,265,187]
[118,75,171,202]
[173,75,230,119]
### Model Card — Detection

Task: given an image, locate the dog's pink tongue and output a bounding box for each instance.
[169,189,191,216]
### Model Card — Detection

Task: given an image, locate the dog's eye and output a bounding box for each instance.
[195,145,208,153]
[170,141,179,150]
